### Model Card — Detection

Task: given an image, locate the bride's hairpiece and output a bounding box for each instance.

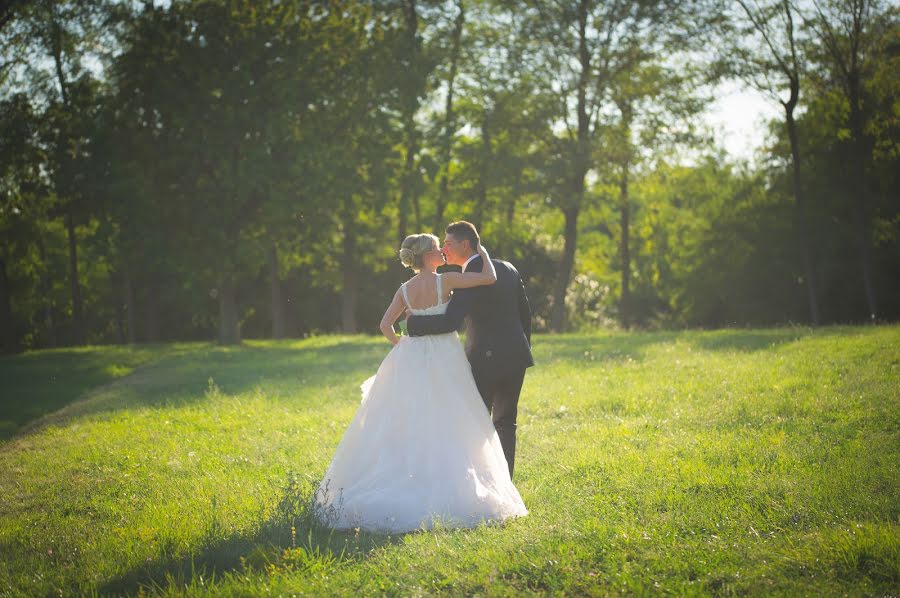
[398,247,416,266]
[399,233,439,270]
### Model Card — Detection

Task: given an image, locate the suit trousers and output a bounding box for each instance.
[475,368,526,480]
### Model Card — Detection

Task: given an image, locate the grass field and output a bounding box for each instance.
[1,327,898,596]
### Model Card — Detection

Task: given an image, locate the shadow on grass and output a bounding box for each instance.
[95,339,387,405]
[534,327,849,360]
[687,327,833,353]
[9,338,387,443]
[97,474,403,596]
[534,332,678,365]
[0,344,179,440]
[7,328,864,441]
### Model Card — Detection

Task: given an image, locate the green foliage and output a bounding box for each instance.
[0,0,898,352]
[0,328,897,595]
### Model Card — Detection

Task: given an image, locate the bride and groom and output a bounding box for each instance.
[316,221,534,533]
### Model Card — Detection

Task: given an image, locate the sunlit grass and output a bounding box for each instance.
[0,327,897,595]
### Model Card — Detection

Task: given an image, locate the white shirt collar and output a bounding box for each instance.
[461,253,479,273]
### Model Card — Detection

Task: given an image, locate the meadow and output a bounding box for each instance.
[0,327,897,596]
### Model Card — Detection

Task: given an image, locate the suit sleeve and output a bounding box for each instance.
[517,273,532,345]
[406,286,477,336]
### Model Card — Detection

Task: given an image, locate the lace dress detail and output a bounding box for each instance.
[316,273,527,533]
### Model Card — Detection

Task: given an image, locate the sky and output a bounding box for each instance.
[705,80,784,162]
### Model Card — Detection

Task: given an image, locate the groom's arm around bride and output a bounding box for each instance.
[406,221,533,478]
[409,257,531,341]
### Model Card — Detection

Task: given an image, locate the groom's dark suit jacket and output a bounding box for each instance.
[408,256,533,380]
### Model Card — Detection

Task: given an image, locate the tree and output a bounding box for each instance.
[805,0,895,320]
[723,0,821,324]
[507,0,708,331]
[605,46,706,329]
[0,93,48,352]
[2,0,115,345]
[109,1,390,342]
[385,0,437,244]
[433,0,465,231]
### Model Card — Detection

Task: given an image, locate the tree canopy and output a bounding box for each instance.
[1,0,897,351]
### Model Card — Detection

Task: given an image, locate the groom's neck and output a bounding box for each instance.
[456,251,477,266]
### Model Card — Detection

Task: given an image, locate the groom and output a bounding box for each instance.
[406,221,534,478]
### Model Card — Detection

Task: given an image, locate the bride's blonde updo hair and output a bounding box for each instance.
[399,233,439,271]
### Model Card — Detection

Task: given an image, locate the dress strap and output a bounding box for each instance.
[400,283,410,308]
[435,274,443,306]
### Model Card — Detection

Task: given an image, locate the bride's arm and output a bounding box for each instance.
[442,245,497,291]
[379,288,407,345]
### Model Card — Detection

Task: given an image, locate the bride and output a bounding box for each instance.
[315,233,528,533]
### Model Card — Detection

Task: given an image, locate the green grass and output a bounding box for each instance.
[0,343,181,439]
[0,327,898,596]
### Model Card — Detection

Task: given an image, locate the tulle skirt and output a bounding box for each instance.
[315,333,527,533]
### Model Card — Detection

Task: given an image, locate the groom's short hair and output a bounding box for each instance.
[446,221,480,251]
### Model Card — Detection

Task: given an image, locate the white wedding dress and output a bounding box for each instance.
[315,274,527,533]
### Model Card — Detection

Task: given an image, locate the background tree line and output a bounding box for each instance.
[0,0,897,352]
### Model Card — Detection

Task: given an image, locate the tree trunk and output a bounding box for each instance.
[50,18,69,106]
[397,189,409,247]
[397,117,418,245]
[550,0,591,333]
[269,242,286,339]
[507,167,520,227]
[412,185,422,233]
[65,210,84,345]
[847,67,877,320]
[113,271,125,345]
[619,160,631,330]
[398,0,420,245]
[53,16,83,346]
[851,188,877,320]
[784,90,820,325]
[472,114,491,228]
[434,0,465,232]
[497,167,522,257]
[123,263,136,344]
[436,165,450,233]
[617,99,633,329]
[550,207,579,332]
[218,271,240,345]
[401,118,420,239]
[341,204,358,333]
[143,276,159,343]
[0,251,14,353]
[37,236,55,347]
